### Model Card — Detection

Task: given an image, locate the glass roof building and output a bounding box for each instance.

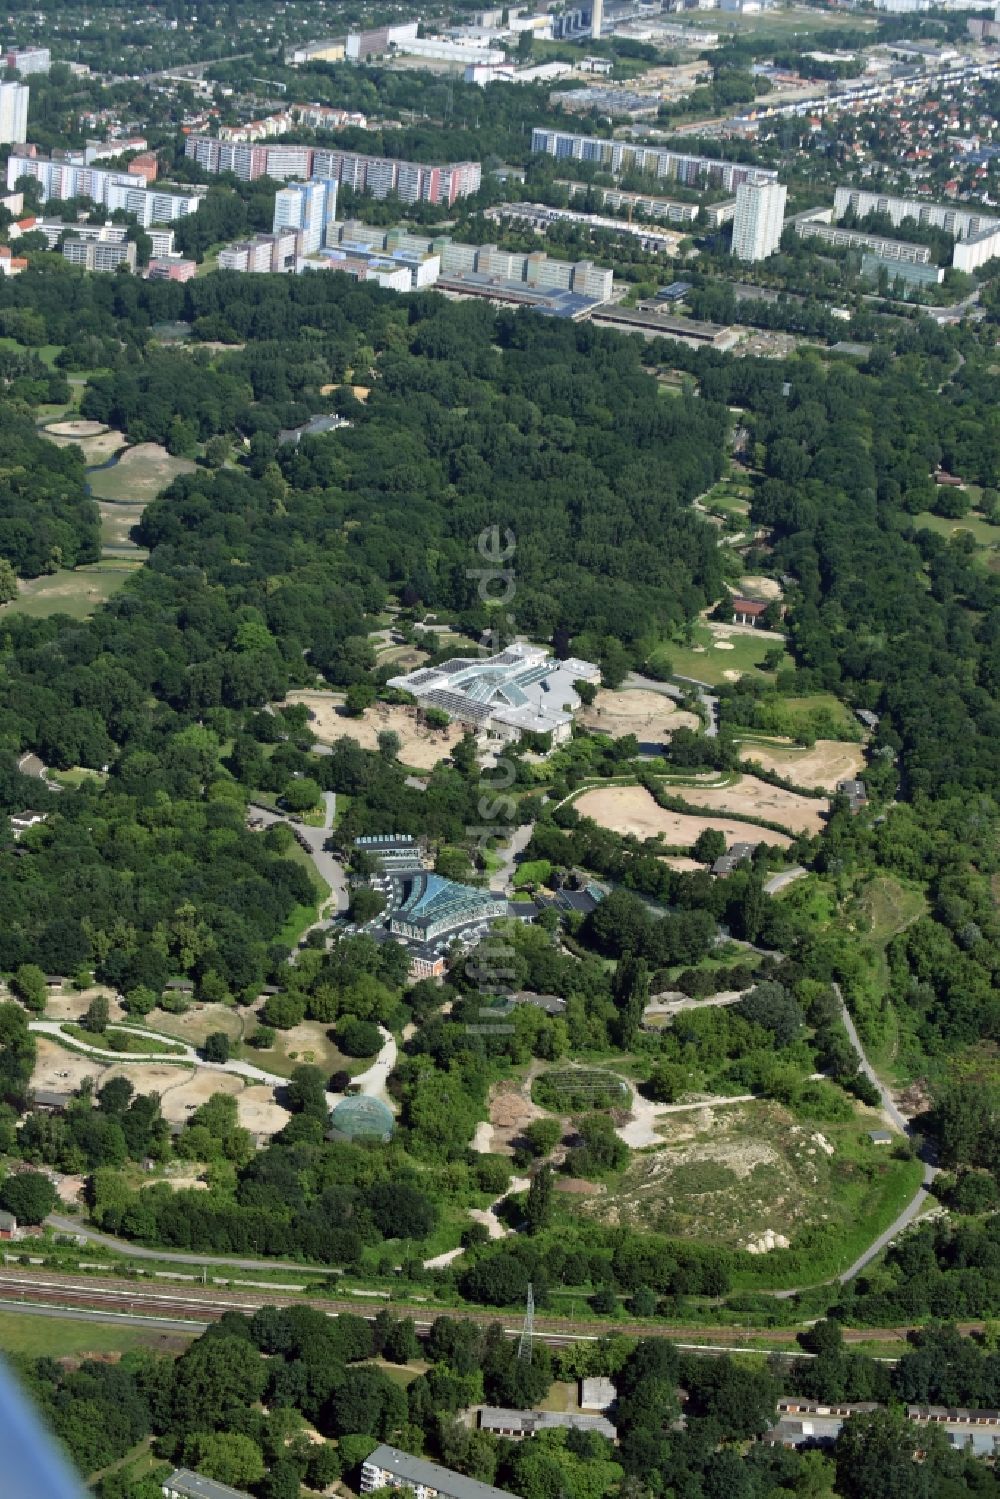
[389,871,507,942]
[388,642,599,745]
[329,1094,395,1143]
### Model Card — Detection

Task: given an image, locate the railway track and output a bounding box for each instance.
[0,1268,912,1357]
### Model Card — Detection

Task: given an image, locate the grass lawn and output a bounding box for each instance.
[246,1019,368,1081]
[649,622,786,686]
[371,1359,429,1387]
[63,1024,188,1057]
[738,691,860,742]
[2,559,140,620]
[0,1309,196,1359]
[50,766,107,788]
[911,509,1000,553]
[88,444,197,505]
[0,337,63,367]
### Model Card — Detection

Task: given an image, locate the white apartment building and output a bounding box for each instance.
[833,186,1000,272]
[0,81,29,145]
[6,152,201,226]
[731,179,787,262]
[219,229,301,273]
[273,178,337,254]
[5,47,50,75]
[62,238,137,272]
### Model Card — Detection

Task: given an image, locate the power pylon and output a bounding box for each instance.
[517,1282,534,1362]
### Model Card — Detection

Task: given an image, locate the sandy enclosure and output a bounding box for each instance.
[579,688,700,741]
[286,691,467,769]
[42,428,128,463]
[739,575,783,601]
[574,785,791,849]
[740,739,865,792]
[675,775,828,836]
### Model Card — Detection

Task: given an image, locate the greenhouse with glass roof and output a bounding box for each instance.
[329,1094,395,1143]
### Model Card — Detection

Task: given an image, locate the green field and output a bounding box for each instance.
[649,622,787,686]
[737,691,860,742]
[0,337,63,367]
[0,1310,195,1359]
[63,1024,187,1057]
[912,509,1000,552]
[1,559,140,620]
[88,444,197,505]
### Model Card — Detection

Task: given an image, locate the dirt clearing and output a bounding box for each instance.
[155,1070,243,1124]
[42,427,128,464]
[238,1086,291,1135]
[32,1037,104,1093]
[741,740,865,792]
[42,419,108,438]
[739,575,783,601]
[672,775,828,835]
[286,691,467,769]
[574,785,791,849]
[579,689,699,742]
[89,444,197,504]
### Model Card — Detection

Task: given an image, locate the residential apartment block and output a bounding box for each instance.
[29,219,176,259]
[272,177,338,254]
[833,186,1000,272]
[6,151,202,226]
[346,22,419,60]
[731,179,786,262]
[218,228,301,273]
[184,135,481,204]
[530,127,778,192]
[5,47,50,75]
[0,81,29,146]
[61,237,137,272]
[148,257,196,282]
[791,209,932,264]
[326,219,613,299]
[361,1444,518,1499]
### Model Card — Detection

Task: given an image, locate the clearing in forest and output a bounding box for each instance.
[88,443,197,504]
[578,1100,914,1259]
[573,785,791,849]
[286,691,466,769]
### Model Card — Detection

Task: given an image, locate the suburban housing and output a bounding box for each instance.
[162,1470,254,1499]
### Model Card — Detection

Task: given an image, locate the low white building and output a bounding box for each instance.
[388,643,600,746]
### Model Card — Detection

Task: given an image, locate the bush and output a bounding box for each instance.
[336,1016,381,1058]
[203,1032,231,1064]
[0,1169,57,1224]
[249,1024,276,1049]
[261,992,306,1030]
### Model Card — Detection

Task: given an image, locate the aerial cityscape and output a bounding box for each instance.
[0,0,999,1495]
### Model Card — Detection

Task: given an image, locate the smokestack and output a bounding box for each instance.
[591,0,603,40]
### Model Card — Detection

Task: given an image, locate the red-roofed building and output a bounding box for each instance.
[730,596,770,627]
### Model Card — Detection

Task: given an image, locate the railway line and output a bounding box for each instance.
[0,1268,910,1359]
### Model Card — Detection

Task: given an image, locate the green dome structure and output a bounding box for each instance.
[329,1093,395,1143]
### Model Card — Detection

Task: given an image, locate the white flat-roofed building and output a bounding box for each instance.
[6,47,50,75]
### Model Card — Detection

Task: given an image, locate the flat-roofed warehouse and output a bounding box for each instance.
[388,642,599,745]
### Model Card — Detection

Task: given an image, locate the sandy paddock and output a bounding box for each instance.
[32,1037,105,1094]
[659,856,704,873]
[43,419,108,439]
[152,1069,244,1125]
[43,989,125,1025]
[286,692,467,769]
[579,689,700,742]
[238,1086,292,1135]
[43,429,128,464]
[675,775,828,836]
[145,1003,245,1047]
[739,575,783,601]
[740,739,865,793]
[574,785,791,849]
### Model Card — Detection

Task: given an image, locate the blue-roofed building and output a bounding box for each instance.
[390,871,507,942]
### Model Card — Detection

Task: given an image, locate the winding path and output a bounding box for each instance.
[29,1019,397,1113]
[831,982,937,1283]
